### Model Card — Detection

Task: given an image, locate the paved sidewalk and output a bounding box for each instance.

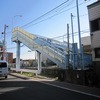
[9,72,100,98]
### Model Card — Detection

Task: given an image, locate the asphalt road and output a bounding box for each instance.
[0,75,99,100]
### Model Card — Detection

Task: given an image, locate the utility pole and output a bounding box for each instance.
[76,0,84,69]
[2,24,8,60]
[71,13,75,69]
[76,0,86,85]
[67,24,70,69]
[71,13,74,45]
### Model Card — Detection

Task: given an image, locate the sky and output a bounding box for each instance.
[0,0,96,60]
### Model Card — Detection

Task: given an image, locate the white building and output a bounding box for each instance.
[81,36,91,53]
[81,36,91,46]
[88,0,100,76]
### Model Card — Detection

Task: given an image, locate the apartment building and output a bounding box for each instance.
[88,1,100,76]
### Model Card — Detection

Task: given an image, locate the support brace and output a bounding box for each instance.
[37,51,42,74]
[16,41,20,71]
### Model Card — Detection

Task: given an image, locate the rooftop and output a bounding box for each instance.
[87,0,100,9]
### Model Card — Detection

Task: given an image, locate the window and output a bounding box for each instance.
[90,18,100,32]
[95,48,100,58]
[0,63,7,68]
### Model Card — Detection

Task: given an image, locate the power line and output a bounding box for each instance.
[5,0,92,41]
[7,29,90,50]
[5,0,71,35]
[21,0,91,29]
[21,0,70,28]
[52,29,90,39]
[6,0,72,35]
[21,8,88,29]
[6,0,92,35]
[58,0,74,11]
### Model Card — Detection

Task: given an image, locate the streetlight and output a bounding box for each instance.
[28,50,36,60]
[12,15,22,71]
[12,15,22,31]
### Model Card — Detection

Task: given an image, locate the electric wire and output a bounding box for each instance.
[5,0,93,50]
[6,0,92,35]
[7,29,90,50]
[21,0,70,28]
[21,0,91,29]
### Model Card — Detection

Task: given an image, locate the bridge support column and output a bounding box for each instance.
[16,41,20,71]
[37,51,42,74]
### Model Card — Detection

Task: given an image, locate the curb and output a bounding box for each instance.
[9,72,100,98]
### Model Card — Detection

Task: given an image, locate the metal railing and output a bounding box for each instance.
[12,27,68,69]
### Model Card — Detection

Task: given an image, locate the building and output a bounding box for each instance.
[88,0,100,85]
[88,1,100,65]
[0,51,13,64]
[81,36,91,53]
[0,41,13,63]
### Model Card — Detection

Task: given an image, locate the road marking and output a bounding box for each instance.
[36,80,100,98]
[0,87,25,94]
[10,74,100,98]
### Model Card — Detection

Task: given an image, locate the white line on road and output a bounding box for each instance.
[10,74,100,98]
[0,87,25,94]
[36,80,100,98]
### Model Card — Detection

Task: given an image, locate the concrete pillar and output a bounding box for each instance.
[16,41,20,71]
[37,51,42,74]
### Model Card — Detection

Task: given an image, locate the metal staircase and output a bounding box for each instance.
[12,27,68,69]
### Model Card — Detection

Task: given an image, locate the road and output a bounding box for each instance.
[0,75,99,100]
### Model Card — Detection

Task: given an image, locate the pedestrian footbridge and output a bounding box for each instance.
[12,27,78,73]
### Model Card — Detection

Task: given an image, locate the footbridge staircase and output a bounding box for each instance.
[12,27,75,71]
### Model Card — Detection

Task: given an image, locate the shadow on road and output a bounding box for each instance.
[0,75,100,100]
